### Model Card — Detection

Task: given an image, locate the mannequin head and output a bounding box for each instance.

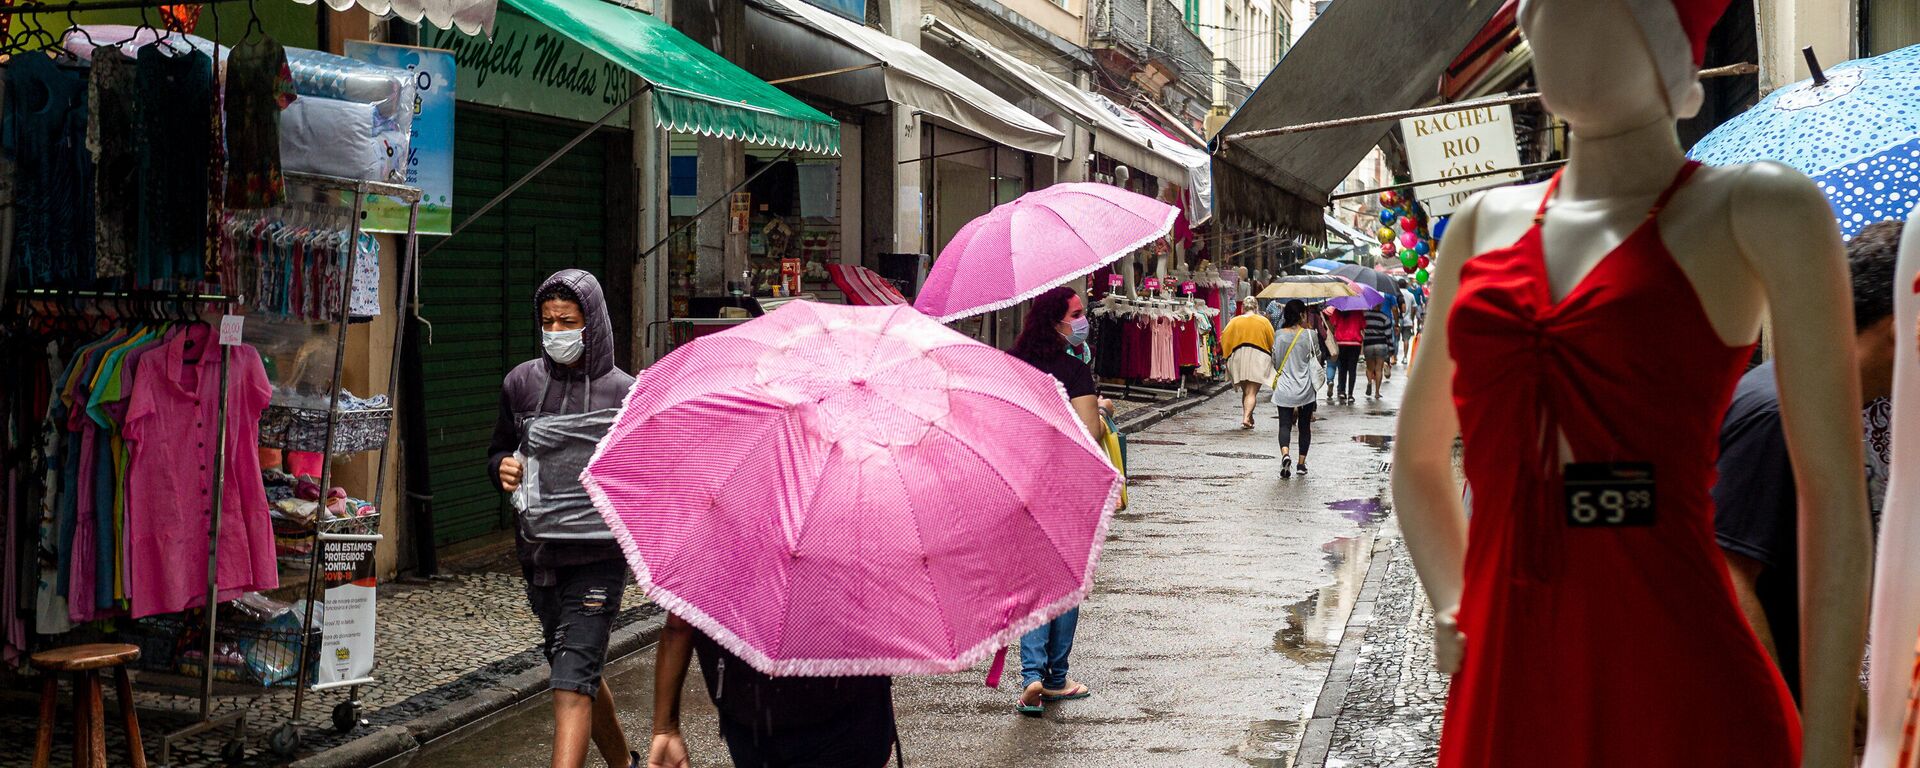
[1519,0,1708,127]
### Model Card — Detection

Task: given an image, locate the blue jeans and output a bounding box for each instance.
[1019,607,1080,690]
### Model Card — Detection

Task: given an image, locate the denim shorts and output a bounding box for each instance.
[523,558,628,697]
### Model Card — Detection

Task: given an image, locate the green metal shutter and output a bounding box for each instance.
[421,106,615,548]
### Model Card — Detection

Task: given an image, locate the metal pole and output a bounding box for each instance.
[422,85,652,262]
[766,62,884,85]
[199,338,231,718]
[1217,63,1758,145]
[1327,159,1568,202]
[637,148,799,261]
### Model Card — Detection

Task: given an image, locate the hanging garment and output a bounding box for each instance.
[4,53,94,288]
[1121,319,1152,380]
[1173,318,1199,369]
[1149,318,1175,382]
[224,36,297,209]
[89,50,138,281]
[125,325,276,617]
[1441,161,1797,766]
[134,47,213,288]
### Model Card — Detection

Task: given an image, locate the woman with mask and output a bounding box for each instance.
[1008,286,1107,716]
[488,270,641,768]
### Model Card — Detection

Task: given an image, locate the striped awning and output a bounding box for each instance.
[828,264,910,307]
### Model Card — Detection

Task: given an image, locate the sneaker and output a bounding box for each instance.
[1281,454,1294,479]
[1296,460,1309,475]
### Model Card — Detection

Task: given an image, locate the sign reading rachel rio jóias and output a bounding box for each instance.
[1400,104,1523,217]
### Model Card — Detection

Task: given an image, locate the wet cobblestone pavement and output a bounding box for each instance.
[0,559,656,768]
[1320,538,1447,768]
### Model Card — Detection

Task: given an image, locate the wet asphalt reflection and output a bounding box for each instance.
[403,370,1411,767]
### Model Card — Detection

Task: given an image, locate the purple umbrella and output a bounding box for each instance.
[1325,279,1384,311]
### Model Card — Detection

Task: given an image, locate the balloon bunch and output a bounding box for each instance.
[1375,191,1432,285]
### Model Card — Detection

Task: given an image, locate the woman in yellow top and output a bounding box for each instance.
[1221,297,1276,429]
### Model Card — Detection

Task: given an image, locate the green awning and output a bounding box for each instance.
[502,0,840,155]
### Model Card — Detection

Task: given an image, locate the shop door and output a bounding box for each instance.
[418,106,617,549]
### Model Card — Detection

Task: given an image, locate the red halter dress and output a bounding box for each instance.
[1441,161,1800,766]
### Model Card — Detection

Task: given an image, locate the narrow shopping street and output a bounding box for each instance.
[399,373,1429,768]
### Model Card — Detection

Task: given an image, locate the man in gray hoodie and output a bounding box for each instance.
[489,269,639,768]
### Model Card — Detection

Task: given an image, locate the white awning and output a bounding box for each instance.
[296,0,497,35]
[1089,93,1213,224]
[921,16,1186,182]
[1324,214,1375,246]
[759,0,1064,156]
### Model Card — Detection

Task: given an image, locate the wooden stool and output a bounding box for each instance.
[30,643,146,768]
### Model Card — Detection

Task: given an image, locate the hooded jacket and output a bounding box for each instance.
[487,269,635,568]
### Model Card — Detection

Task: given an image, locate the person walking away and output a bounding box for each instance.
[1271,300,1324,478]
[1325,307,1364,402]
[1362,306,1393,399]
[489,270,641,768]
[1008,286,1108,716]
[646,614,898,767]
[1304,304,1335,399]
[1713,220,1901,709]
[1221,298,1276,429]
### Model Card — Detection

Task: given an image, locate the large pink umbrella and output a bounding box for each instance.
[914,182,1179,322]
[583,301,1122,677]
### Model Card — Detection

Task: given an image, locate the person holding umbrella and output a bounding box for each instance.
[488,270,641,768]
[1009,286,1107,715]
[604,302,1122,765]
[1222,297,1277,429]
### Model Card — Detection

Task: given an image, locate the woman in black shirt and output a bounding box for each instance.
[1008,286,1109,716]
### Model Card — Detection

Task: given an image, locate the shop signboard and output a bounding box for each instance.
[316,535,381,685]
[419,7,633,128]
[345,42,455,236]
[1400,104,1523,217]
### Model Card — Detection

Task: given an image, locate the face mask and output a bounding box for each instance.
[543,328,585,365]
[1063,316,1090,347]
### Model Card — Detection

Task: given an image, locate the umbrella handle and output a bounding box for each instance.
[984,646,1008,688]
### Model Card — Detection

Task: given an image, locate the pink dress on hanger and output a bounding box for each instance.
[125,324,277,618]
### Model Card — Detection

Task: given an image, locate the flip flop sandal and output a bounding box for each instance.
[1041,684,1091,702]
[1015,699,1044,716]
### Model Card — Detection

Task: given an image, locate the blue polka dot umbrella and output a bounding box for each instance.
[1689,44,1920,240]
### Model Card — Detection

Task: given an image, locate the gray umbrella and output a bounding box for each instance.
[1329,263,1397,295]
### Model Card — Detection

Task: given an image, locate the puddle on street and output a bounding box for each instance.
[1353,434,1394,449]
[1232,719,1302,767]
[1325,497,1391,524]
[1207,451,1276,460]
[1274,536,1370,667]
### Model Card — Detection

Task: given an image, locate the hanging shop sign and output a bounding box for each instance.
[317,535,381,685]
[419,7,632,128]
[345,42,456,236]
[1400,104,1523,217]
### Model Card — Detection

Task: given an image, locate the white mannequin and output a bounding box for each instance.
[1390,1,1870,765]
[1864,211,1920,767]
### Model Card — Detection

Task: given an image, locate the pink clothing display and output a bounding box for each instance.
[125,325,276,618]
[1149,318,1176,381]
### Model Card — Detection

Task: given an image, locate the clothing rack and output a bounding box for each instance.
[2,288,253,763]
[271,171,420,757]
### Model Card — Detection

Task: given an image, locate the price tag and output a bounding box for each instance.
[1107,273,1124,288]
[219,315,246,347]
[1564,462,1655,527]
[1180,281,1197,296]
[1144,277,1161,292]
